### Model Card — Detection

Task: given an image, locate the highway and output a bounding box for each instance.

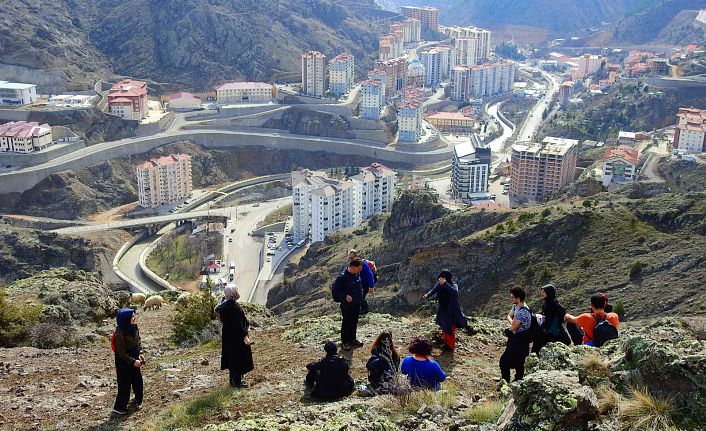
[486,101,516,167]
[515,69,560,142]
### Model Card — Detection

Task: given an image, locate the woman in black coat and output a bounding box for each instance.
[423,269,468,350]
[532,284,571,353]
[215,285,254,388]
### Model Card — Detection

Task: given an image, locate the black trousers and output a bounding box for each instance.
[229,368,242,387]
[531,327,572,354]
[340,301,360,344]
[567,323,585,345]
[114,359,143,411]
[500,333,530,383]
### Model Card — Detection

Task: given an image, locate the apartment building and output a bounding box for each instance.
[452,135,491,201]
[434,44,456,79]
[214,82,275,103]
[328,53,355,97]
[374,58,408,98]
[368,70,388,101]
[301,51,328,98]
[398,87,423,143]
[107,80,148,120]
[402,18,422,43]
[401,6,439,31]
[361,79,384,120]
[379,31,403,61]
[576,54,603,79]
[455,37,479,67]
[0,121,53,153]
[310,182,357,243]
[136,154,192,208]
[350,163,397,218]
[0,82,38,106]
[674,107,706,153]
[602,145,638,186]
[451,61,516,101]
[292,170,337,242]
[442,26,492,61]
[510,137,578,203]
[406,59,425,87]
[559,81,575,109]
[421,48,441,89]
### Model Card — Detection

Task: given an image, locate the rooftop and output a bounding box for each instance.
[170,92,200,100]
[604,145,639,165]
[214,82,272,91]
[136,153,190,169]
[0,82,37,90]
[0,121,51,139]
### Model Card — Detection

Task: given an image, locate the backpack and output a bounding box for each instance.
[591,314,618,347]
[525,306,542,343]
[366,260,379,283]
[110,330,124,353]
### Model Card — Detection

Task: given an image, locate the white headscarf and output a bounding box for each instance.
[224,285,240,301]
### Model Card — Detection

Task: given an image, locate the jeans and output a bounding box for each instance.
[114,358,143,411]
[340,301,360,344]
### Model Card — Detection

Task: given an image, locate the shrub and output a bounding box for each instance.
[0,290,42,347]
[541,208,552,218]
[629,261,643,278]
[580,257,592,268]
[29,322,68,349]
[466,400,505,424]
[518,211,535,223]
[583,200,593,208]
[171,286,217,344]
[539,265,553,281]
[619,387,676,431]
[597,384,622,415]
[579,353,611,379]
[613,301,625,320]
[525,264,535,278]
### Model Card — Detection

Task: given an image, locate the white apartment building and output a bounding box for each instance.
[402,18,422,43]
[0,82,38,106]
[455,37,479,67]
[361,79,384,120]
[675,107,706,153]
[451,61,516,101]
[442,26,492,61]
[398,87,423,143]
[576,54,603,79]
[310,182,358,243]
[0,121,53,153]
[350,163,396,218]
[214,82,274,103]
[434,45,456,79]
[136,154,192,208]
[451,135,491,201]
[602,145,638,186]
[328,53,355,97]
[421,48,441,89]
[301,51,328,98]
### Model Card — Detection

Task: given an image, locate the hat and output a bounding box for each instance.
[324,341,338,354]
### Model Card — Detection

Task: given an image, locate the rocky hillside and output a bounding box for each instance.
[1,0,390,91]
[268,167,706,322]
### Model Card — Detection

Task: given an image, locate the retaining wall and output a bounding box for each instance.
[0,141,85,167]
[112,230,151,294]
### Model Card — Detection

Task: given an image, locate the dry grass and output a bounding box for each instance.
[152,386,235,430]
[597,384,622,415]
[579,352,612,378]
[619,387,677,431]
[465,400,505,424]
[381,382,459,416]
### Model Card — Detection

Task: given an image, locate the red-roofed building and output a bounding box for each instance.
[108,80,148,120]
[0,121,53,153]
[136,153,192,208]
[602,145,638,185]
[168,92,202,111]
[425,111,476,132]
[214,82,275,103]
[675,107,706,153]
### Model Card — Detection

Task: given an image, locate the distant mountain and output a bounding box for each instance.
[0,0,391,92]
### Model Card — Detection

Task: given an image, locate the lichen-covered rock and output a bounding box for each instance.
[497,370,599,431]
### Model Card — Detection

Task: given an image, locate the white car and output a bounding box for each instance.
[266,257,272,262]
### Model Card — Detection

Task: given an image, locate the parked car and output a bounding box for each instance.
[230,228,235,233]
[253,203,260,207]
[266,257,272,262]
[228,238,233,243]
[266,251,276,256]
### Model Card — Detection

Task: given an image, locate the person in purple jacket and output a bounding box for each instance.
[400,336,446,391]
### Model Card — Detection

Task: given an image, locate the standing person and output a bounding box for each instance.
[215,286,253,388]
[423,269,467,350]
[366,331,401,392]
[499,287,532,383]
[347,249,375,315]
[305,341,355,400]
[565,293,620,347]
[112,308,144,415]
[400,336,446,391]
[532,284,571,353]
[332,259,364,350]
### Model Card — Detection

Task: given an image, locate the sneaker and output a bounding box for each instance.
[351,340,364,347]
[133,403,142,411]
[112,408,128,415]
[341,343,352,351]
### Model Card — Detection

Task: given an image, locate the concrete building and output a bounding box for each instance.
[576,54,603,79]
[442,26,492,61]
[406,59,425,87]
[379,31,403,61]
[301,51,328,98]
[455,37,479,67]
[452,135,491,201]
[310,182,357,243]
[0,121,53,153]
[674,107,706,153]
[350,162,397,219]
[401,6,439,31]
[434,44,456,79]
[328,53,355,97]
[168,92,202,111]
[617,131,639,145]
[510,137,578,203]
[402,18,422,43]
[214,82,275,104]
[421,48,442,89]
[136,154,192,208]
[108,80,148,120]
[0,82,38,106]
[426,111,476,132]
[361,79,384,120]
[398,87,423,143]
[602,145,638,186]
[374,58,408,98]
[368,70,388,101]
[559,81,575,109]
[451,61,516,101]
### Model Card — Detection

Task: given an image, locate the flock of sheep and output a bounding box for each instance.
[128,292,192,310]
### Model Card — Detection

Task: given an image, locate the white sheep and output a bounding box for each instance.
[176,292,191,308]
[143,295,163,311]
[130,293,146,306]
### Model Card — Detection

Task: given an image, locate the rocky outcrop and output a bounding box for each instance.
[383,190,449,239]
[263,108,355,139]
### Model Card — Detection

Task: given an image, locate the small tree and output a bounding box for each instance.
[629,261,643,279]
[171,282,217,344]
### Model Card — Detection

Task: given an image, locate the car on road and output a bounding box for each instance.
[277,246,282,251]
[490,194,497,200]
[228,238,233,243]
[502,190,508,195]
[266,251,276,256]
[287,244,293,249]
[252,203,260,207]
[266,257,271,262]
[230,228,235,233]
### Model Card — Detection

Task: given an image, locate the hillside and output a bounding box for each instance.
[0,0,389,91]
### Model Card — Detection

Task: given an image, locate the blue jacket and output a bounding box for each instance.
[342,260,375,289]
[426,282,468,334]
[332,270,363,303]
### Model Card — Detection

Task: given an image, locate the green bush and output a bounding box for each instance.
[0,290,42,347]
[583,200,593,208]
[629,261,643,278]
[581,257,592,268]
[171,287,217,344]
[613,301,625,319]
[541,208,552,218]
[525,264,535,278]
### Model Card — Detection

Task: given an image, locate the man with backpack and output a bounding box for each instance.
[565,293,620,347]
[332,258,365,350]
[499,287,532,382]
[346,249,376,315]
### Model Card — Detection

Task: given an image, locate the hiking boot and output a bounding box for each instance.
[341,343,352,351]
[112,408,128,415]
[351,340,364,347]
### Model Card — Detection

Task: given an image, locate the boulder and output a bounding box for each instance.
[497,370,599,431]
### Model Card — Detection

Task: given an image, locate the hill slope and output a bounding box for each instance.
[0,0,389,91]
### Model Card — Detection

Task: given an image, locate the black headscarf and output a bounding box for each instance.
[437,269,453,285]
[541,284,565,318]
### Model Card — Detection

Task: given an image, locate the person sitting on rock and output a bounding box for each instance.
[532,284,571,353]
[565,293,619,347]
[305,341,355,400]
[365,331,401,393]
[400,336,446,391]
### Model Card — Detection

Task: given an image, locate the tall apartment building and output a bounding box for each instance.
[350,163,397,218]
[361,79,384,120]
[406,59,425,87]
[108,80,148,120]
[398,87,423,143]
[401,6,439,31]
[509,137,578,203]
[442,26,492,61]
[434,44,456,79]
[328,53,355,97]
[674,107,706,153]
[379,32,403,61]
[0,82,38,106]
[402,18,422,43]
[301,51,328,98]
[455,37,479,66]
[452,135,491,201]
[292,164,397,243]
[0,121,53,153]
[214,82,275,103]
[368,70,388,101]
[374,58,408,98]
[602,145,638,186]
[421,48,441,89]
[451,61,515,101]
[136,154,192,208]
[576,54,603,79]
